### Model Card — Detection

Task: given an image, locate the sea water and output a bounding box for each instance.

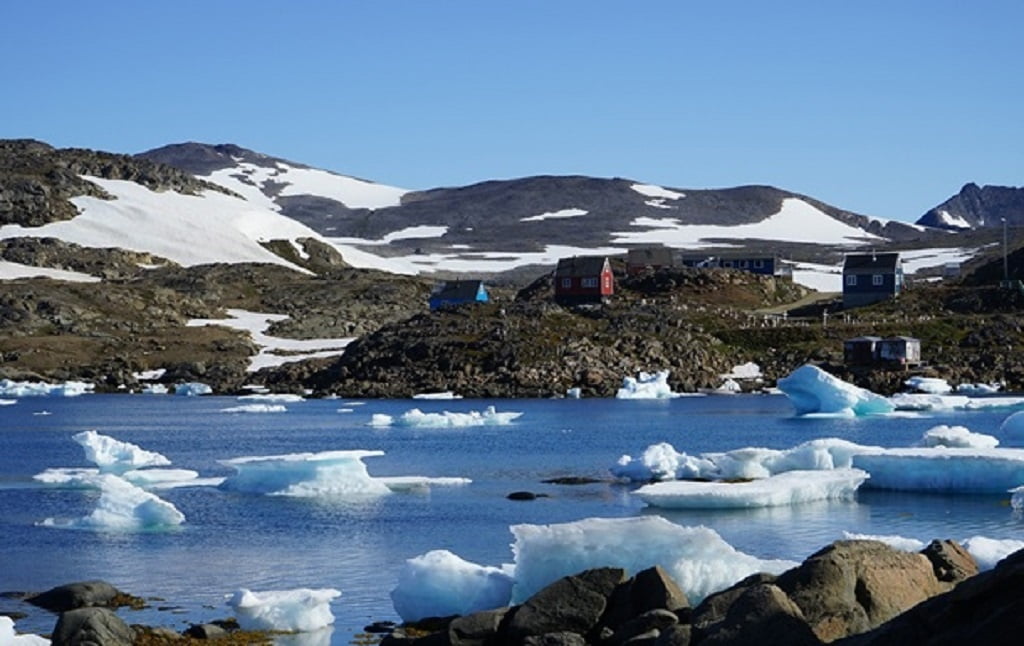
[1,394,1022,643]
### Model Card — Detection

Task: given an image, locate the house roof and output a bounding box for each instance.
[843,252,901,273]
[431,280,485,301]
[555,256,608,277]
[626,247,676,266]
[844,336,883,344]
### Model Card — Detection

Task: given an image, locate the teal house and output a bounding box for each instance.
[429,280,489,310]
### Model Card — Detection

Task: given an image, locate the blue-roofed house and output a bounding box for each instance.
[429,280,489,310]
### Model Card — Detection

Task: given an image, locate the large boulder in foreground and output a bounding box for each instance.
[505,568,627,642]
[52,607,134,645]
[774,540,953,642]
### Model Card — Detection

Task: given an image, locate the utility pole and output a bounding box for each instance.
[1003,217,1010,283]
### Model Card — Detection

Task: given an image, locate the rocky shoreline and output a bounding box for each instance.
[4,539,1021,645]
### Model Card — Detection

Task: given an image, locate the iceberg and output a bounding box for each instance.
[616,370,681,399]
[238,393,306,402]
[411,391,463,400]
[1000,411,1024,447]
[510,516,796,605]
[916,425,999,449]
[368,406,523,428]
[390,550,515,623]
[903,376,952,394]
[141,383,169,395]
[960,536,1024,571]
[612,442,717,482]
[33,467,207,490]
[41,473,185,531]
[73,430,171,473]
[220,404,288,413]
[851,447,1024,493]
[219,450,392,497]
[175,382,212,396]
[776,365,894,416]
[0,617,49,645]
[633,469,869,509]
[228,588,341,633]
[721,362,762,380]
[0,378,93,397]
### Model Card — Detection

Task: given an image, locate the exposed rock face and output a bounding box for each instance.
[920,539,979,584]
[698,583,819,646]
[0,237,177,280]
[917,182,1024,230]
[52,607,134,646]
[506,568,628,642]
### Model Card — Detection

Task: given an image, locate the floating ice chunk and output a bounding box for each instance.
[412,391,463,400]
[141,383,169,394]
[961,536,1024,571]
[565,387,582,399]
[890,393,972,410]
[228,588,341,632]
[612,442,716,482]
[238,393,306,403]
[956,382,1002,395]
[369,407,523,428]
[33,467,206,490]
[220,404,287,414]
[1000,411,1024,447]
[841,532,926,552]
[616,371,680,399]
[0,399,15,406]
[722,362,762,380]
[1010,486,1024,511]
[377,476,472,492]
[904,376,952,395]
[852,447,1024,493]
[917,425,999,449]
[73,430,171,473]
[777,365,894,416]
[0,379,93,397]
[219,450,393,497]
[391,550,515,622]
[134,368,166,381]
[41,474,185,531]
[633,469,869,509]
[175,382,212,396]
[511,516,796,604]
[0,616,50,645]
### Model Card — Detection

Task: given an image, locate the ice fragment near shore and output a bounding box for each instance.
[73,430,171,473]
[0,378,93,397]
[916,425,998,449]
[777,364,894,416]
[369,406,522,428]
[41,473,185,531]
[220,404,287,413]
[0,617,50,645]
[1012,485,1024,511]
[390,550,514,622]
[219,450,392,497]
[174,382,212,396]
[616,370,680,399]
[228,588,341,633]
[903,376,952,394]
[960,536,1024,571]
[633,469,869,509]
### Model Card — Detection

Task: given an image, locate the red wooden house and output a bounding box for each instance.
[554,256,614,304]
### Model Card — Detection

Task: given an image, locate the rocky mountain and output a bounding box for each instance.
[916,182,1024,230]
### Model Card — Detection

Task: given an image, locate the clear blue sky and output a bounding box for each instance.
[3,1,1021,221]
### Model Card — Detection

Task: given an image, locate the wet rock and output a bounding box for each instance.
[27,581,122,612]
[52,607,134,646]
[506,568,627,641]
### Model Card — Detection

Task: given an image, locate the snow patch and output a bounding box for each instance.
[0,616,50,645]
[520,208,588,222]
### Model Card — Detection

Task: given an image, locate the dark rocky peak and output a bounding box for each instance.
[139,142,309,175]
[917,182,1024,230]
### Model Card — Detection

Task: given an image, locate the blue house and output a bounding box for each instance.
[842,252,903,309]
[429,280,489,310]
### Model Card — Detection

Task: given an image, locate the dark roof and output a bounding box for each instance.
[555,256,608,277]
[431,280,485,301]
[844,336,883,344]
[843,252,901,273]
[880,336,919,343]
[626,247,676,266]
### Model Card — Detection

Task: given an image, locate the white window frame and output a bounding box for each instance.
[561,277,572,288]
[753,259,765,269]
[872,274,884,286]
[846,275,857,286]
[581,277,599,289]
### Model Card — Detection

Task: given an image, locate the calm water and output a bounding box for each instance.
[1,394,1022,643]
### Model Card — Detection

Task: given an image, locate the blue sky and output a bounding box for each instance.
[3,1,1021,221]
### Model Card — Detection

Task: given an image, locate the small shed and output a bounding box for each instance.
[843,336,882,365]
[554,256,614,305]
[429,280,489,310]
[877,336,921,366]
[626,247,677,275]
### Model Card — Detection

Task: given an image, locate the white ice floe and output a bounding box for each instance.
[238,393,306,403]
[369,406,523,428]
[960,536,1024,571]
[228,587,341,633]
[565,387,582,399]
[510,516,796,604]
[904,376,952,395]
[411,391,463,400]
[721,362,762,380]
[841,532,927,552]
[777,365,894,416]
[390,550,515,622]
[916,425,999,449]
[40,473,185,531]
[141,383,169,395]
[852,447,1024,493]
[220,404,288,414]
[133,368,166,381]
[999,411,1024,447]
[0,379,94,397]
[73,430,171,473]
[175,382,212,396]
[0,399,16,406]
[956,382,1002,395]
[376,476,472,492]
[891,393,1024,412]
[391,516,795,622]
[616,371,680,399]
[0,616,50,645]
[633,469,869,509]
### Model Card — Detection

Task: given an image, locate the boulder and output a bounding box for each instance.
[505,568,627,641]
[448,608,509,646]
[691,572,778,630]
[52,607,134,646]
[602,566,690,632]
[774,540,951,642]
[653,624,692,646]
[27,581,122,612]
[522,632,587,646]
[183,623,228,639]
[607,609,680,646]
[698,584,820,646]
[920,539,978,584]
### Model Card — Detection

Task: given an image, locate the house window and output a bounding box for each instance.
[561,277,572,289]
[753,259,765,269]
[846,275,857,286]
[739,260,749,268]
[581,277,599,288]
[722,260,734,268]
[872,274,884,286]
